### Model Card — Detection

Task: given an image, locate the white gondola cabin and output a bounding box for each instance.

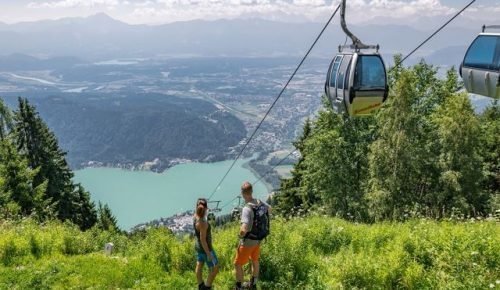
[460,25,500,99]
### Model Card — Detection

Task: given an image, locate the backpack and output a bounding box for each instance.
[245,200,270,241]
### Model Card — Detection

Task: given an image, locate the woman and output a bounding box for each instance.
[194,198,219,290]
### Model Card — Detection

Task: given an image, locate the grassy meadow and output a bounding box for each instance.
[0,216,498,289]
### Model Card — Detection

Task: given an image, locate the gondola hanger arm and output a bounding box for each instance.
[340,0,378,51]
[482,25,500,32]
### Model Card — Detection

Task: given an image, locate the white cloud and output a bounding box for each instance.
[20,0,500,28]
[293,0,325,6]
[126,0,460,24]
[28,0,120,9]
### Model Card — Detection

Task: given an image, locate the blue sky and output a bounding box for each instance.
[1,0,498,26]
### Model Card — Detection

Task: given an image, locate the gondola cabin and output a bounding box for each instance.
[325,52,388,116]
[460,26,500,99]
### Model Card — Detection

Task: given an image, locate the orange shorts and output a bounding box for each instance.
[234,244,260,265]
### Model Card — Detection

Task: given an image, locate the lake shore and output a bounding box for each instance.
[74,158,268,230]
[242,160,274,194]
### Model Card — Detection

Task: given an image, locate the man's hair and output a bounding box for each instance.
[241,181,253,195]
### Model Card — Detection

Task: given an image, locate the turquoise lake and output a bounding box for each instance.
[73,159,268,230]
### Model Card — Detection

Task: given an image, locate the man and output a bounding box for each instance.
[234,181,271,290]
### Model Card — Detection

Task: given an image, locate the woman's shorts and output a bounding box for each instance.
[196,250,219,268]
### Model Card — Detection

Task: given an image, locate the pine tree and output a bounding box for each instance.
[13,97,97,228]
[14,98,73,215]
[0,99,13,141]
[0,139,50,219]
[97,202,119,232]
[73,184,98,231]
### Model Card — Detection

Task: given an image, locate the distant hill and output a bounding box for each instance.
[0,14,480,64]
[424,45,468,66]
[0,53,83,70]
[2,94,246,170]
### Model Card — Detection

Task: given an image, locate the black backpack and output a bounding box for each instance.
[245,200,270,241]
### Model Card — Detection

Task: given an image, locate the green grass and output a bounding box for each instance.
[0,217,498,289]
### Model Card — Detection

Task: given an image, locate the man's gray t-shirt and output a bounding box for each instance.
[240,198,269,247]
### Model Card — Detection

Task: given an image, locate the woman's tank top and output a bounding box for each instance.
[194,216,213,253]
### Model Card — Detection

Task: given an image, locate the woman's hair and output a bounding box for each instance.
[195,198,208,218]
[196,205,206,218]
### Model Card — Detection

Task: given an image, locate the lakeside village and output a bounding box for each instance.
[130,192,276,235]
[83,157,195,173]
[130,211,197,235]
[130,209,240,236]
[80,139,253,174]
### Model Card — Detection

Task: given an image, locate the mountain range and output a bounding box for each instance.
[0,13,481,65]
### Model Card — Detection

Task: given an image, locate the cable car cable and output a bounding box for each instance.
[397,0,476,66]
[252,149,297,186]
[220,196,239,210]
[207,3,342,201]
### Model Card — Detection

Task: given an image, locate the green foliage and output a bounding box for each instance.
[479,101,500,212]
[14,97,75,218]
[0,99,13,141]
[0,217,498,289]
[276,59,496,221]
[275,118,315,215]
[431,93,485,215]
[96,202,120,232]
[0,139,49,220]
[0,96,98,230]
[30,94,247,168]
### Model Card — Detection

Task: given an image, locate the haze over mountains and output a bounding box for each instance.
[0,13,481,65]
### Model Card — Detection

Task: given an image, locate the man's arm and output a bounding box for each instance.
[264,201,272,215]
[239,206,252,238]
[239,223,249,238]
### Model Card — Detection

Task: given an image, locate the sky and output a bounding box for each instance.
[0,0,498,26]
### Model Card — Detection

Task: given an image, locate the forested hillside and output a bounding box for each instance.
[2,94,246,170]
[275,58,499,221]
